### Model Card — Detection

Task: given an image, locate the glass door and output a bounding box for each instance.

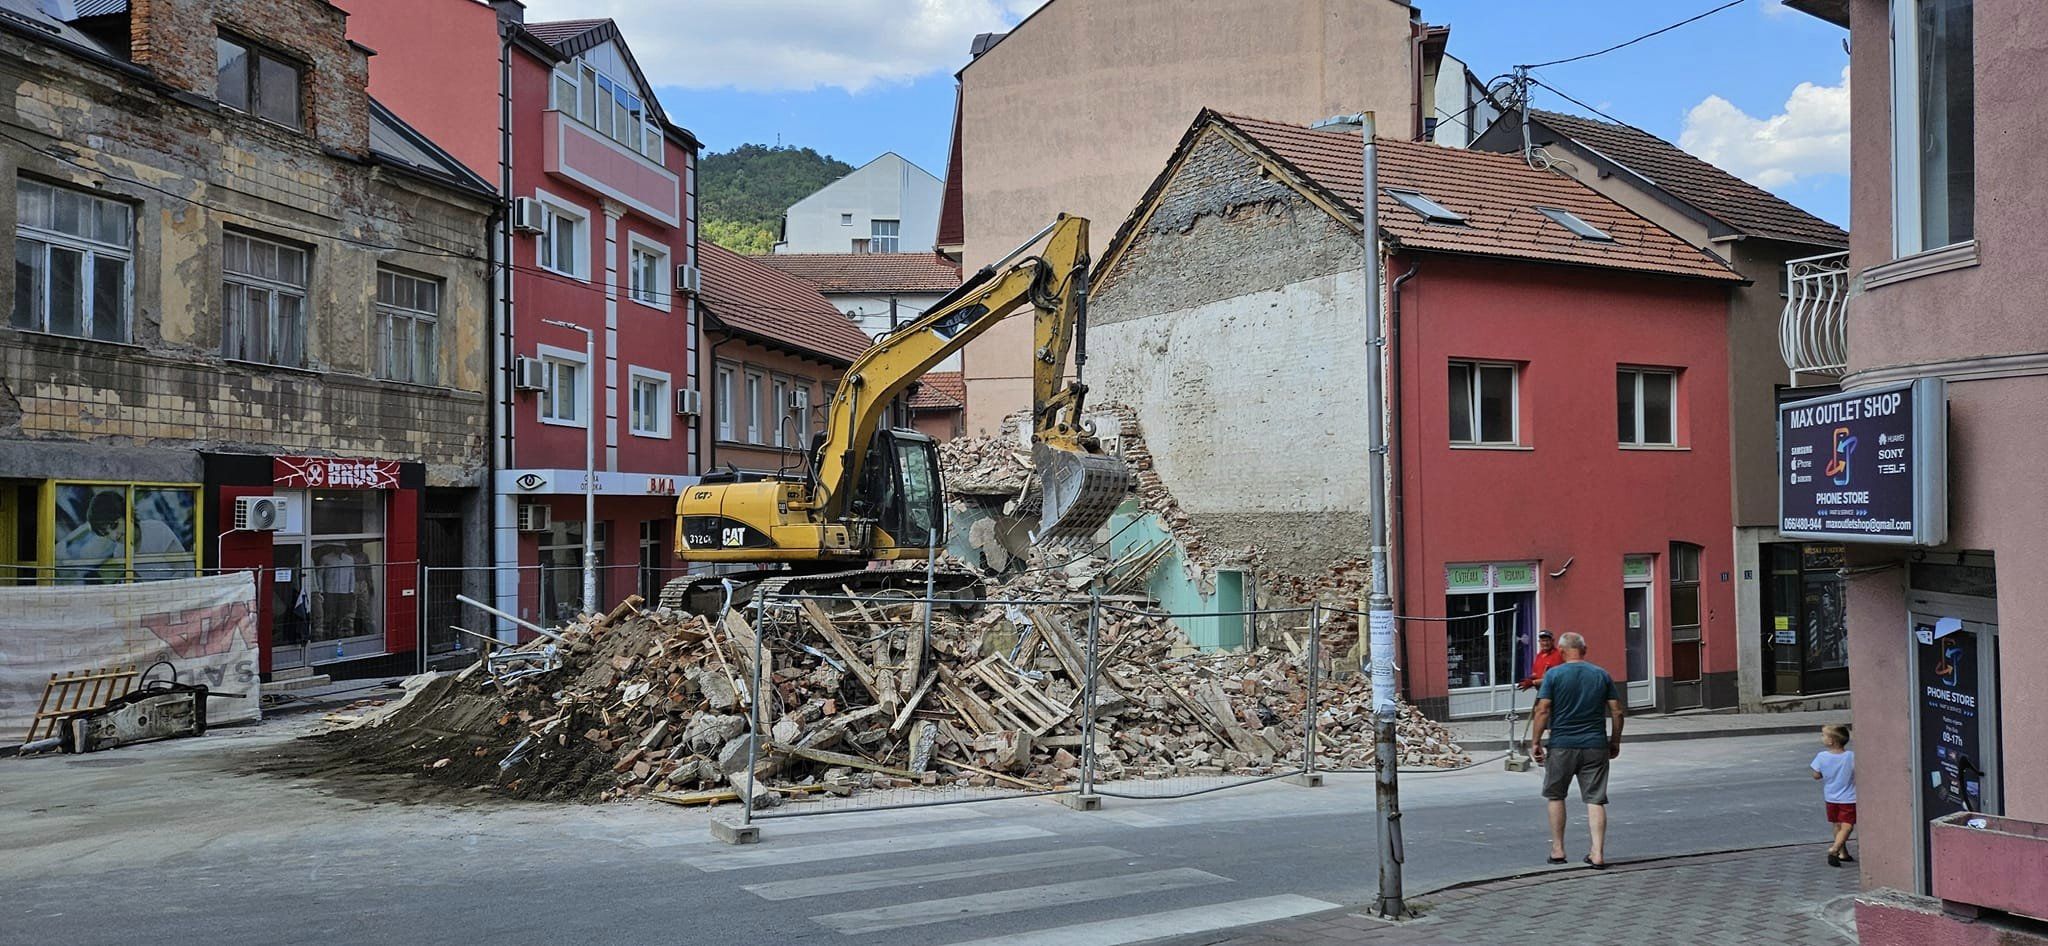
[1909,603,2001,894]
[271,543,308,670]
[1623,555,1654,708]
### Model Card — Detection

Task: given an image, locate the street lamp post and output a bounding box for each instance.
[1311,111,1406,919]
[541,318,597,616]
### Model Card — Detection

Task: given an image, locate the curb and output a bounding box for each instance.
[1455,723,1829,751]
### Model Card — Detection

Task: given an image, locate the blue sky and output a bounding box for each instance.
[549,0,1851,226]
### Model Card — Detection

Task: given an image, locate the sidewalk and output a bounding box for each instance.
[1150,845,1859,946]
[1446,708,1853,751]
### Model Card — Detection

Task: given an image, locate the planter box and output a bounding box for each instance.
[1931,811,2048,921]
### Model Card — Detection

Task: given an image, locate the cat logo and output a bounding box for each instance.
[722,527,746,547]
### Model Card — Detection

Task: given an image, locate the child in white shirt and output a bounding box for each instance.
[1811,723,1856,867]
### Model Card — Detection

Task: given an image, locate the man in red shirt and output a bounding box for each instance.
[1519,630,1564,690]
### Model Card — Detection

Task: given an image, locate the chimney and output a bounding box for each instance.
[492,0,524,25]
[127,0,210,93]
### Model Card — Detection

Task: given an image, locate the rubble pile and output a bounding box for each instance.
[304,586,1466,806]
[938,434,1034,497]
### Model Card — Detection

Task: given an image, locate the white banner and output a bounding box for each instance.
[0,573,261,744]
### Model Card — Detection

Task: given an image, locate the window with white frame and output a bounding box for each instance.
[869,219,900,253]
[715,363,736,441]
[1448,360,1517,445]
[744,370,764,444]
[1892,0,1974,256]
[798,378,819,436]
[13,178,132,342]
[1617,367,1677,447]
[222,231,309,367]
[770,376,790,447]
[536,197,587,279]
[629,368,669,438]
[374,267,439,385]
[627,237,667,308]
[538,347,587,426]
[552,61,663,163]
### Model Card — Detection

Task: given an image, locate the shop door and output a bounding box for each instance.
[271,544,308,670]
[1909,596,2001,894]
[1622,584,1653,707]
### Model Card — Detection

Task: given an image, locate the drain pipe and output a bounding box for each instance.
[1388,256,1420,701]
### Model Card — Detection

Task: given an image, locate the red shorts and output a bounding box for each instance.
[1826,802,1857,825]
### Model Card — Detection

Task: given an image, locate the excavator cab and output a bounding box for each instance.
[845,429,944,554]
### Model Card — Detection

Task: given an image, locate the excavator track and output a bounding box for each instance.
[657,566,983,619]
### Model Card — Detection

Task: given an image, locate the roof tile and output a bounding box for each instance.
[1215,113,1742,283]
[910,371,966,410]
[1528,109,1847,248]
[757,253,963,293]
[698,243,873,365]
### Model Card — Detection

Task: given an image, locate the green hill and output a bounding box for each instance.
[699,144,854,255]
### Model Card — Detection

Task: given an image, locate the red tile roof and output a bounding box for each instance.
[757,253,963,293]
[910,371,966,410]
[1211,112,1742,283]
[1525,110,1848,248]
[698,243,874,365]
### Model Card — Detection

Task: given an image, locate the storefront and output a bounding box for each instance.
[1443,561,1540,718]
[493,468,700,632]
[206,453,421,674]
[1760,542,1849,697]
[0,479,202,584]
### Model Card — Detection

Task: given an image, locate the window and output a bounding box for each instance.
[1893,0,1974,255]
[1617,368,1677,446]
[553,61,663,163]
[1443,562,1539,716]
[539,519,604,624]
[13,178,132,342]
[637,520,666,604]
[1386,188,1466,225]
[770,377,790,447]
[629,369,669,438]
[715,364,736,441]
[627,238,667,309]
[869,219,900,253]
[374,268,439,385]
[215,34,301,128]
[1537,207,1612,241]
[744,370,764,443]
[222,231,309,367]
[1448,361,1517,445]
[51,483,199,583]
[538,347,587,426]
[536,197,587,279]
[840,213,853,226]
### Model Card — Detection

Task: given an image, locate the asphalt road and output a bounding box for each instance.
[0,721,1828,946]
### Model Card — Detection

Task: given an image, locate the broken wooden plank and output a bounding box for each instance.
[772,741,918,780]
[801,600,880,697]
[888,670,940,735]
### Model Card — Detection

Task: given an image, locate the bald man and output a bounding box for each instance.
[1529,632,1625,868]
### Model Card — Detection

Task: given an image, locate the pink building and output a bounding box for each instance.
[1784,1,2048,940]
[338,2,702,625]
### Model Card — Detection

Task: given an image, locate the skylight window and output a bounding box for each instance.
[1385,188,1466,225]
[1538,207,1613,241]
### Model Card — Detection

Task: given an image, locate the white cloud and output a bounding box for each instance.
[522,0,1048,93]
[1678,65,1849,190]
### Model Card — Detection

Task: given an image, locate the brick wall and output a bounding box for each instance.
[130,0,370,156]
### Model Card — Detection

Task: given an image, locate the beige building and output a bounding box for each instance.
[942,0,1435,433]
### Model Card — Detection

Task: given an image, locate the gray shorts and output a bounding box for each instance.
[1541,747,1611,805]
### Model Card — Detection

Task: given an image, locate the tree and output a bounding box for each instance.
[702,219,775,256]
[699,143,854,254]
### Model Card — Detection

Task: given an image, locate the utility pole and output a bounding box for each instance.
[1312,110,1405,919]
[542,318,597,616]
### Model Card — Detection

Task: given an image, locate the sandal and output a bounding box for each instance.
[1547,855,1568,865]
[1584,856,1608,870]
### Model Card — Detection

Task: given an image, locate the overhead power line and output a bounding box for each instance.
[1517,0,1744,70]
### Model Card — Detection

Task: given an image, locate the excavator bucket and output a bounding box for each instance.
[1031,443,1135,542]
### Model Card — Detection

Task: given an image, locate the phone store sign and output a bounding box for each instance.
[1779,378,1947,546]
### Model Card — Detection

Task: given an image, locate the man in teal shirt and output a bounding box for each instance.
[1529,632,1625,868]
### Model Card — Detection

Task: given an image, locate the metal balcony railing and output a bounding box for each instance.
[1781,251,1850,380]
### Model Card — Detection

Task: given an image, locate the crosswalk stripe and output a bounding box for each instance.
[931,894,1344,946]
[686,824,1053,872]
[734,805,987,837]
[811,867,1229,935]
[740,845,1136,901]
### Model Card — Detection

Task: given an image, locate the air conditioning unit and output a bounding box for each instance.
[788,388,810,411]
[516,504,551,533]
[514,355,546,391]
[673,262,701,296]
[512,197,546,234]
[234,495,295,532]
[675,388,702,416]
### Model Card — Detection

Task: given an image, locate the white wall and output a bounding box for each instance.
[778,154,943,254]
[1431,54,1500,148]
[827,290,959,370]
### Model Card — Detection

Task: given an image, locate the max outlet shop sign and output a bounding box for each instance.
[1778,378,1947,546]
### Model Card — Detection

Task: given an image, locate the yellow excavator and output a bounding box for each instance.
[659,214,1132,611]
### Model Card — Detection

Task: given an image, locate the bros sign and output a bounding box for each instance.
[274,456,402,490]
[1778,378,1947,546]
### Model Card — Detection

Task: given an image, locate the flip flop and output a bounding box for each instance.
[1547,855,1568,865]
[1584,856,1608,870]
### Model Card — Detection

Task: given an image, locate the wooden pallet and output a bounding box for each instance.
[26,665,140,742]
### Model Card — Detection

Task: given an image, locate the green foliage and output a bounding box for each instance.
[699,143,855,254]
[702,218,776,255]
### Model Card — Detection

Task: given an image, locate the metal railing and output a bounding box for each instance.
[1781,250,1850,381]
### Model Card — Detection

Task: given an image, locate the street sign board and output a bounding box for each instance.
[1778,378,1947,545]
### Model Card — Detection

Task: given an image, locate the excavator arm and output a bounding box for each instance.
[807,214,1128,539]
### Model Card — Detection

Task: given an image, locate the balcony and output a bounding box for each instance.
[542,110,680,227]
[1780,251,1849,381]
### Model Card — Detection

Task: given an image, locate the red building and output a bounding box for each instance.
[339,4,703,627]
[1090,110,1744,718]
